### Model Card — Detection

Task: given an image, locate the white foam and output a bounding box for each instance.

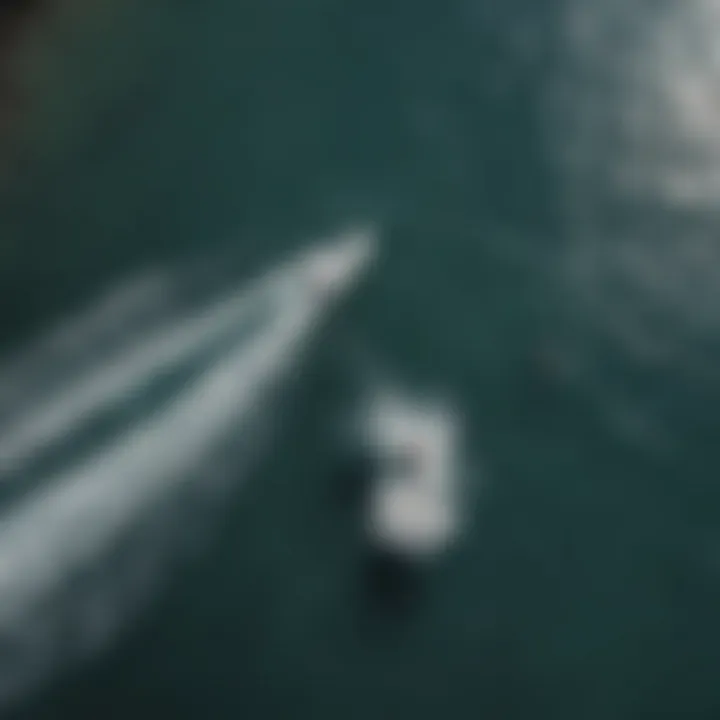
[362,386,464,560]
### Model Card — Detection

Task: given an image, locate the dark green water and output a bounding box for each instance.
[1,1,720,718]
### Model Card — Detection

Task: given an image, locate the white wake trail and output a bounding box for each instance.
[0,226,376,712]
[0,259,288,475]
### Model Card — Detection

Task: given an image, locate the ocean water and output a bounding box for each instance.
[1,1,720,718]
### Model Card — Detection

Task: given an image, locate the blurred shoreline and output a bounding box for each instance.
[0,1,43,172]
[0,0,123,187]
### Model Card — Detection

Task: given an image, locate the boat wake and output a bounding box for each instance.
[0,226,376,712]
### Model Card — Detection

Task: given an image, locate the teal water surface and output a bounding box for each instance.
[1,1,719,718]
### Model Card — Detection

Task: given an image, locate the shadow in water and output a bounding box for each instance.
[362,548,424,620]
[330,451,427,633]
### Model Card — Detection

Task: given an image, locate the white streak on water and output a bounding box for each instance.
[0,228,374,712]
[0,270,170,409]
[0,261,288,474]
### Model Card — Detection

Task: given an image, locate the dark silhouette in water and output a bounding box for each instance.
[331,451,424,621]
[362,547,423,619]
